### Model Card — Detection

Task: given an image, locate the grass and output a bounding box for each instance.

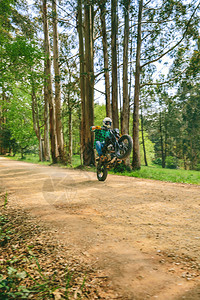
[6,153,52,166]
[4,154,200,185]
[6,153,82,168]
[111,165,200,185]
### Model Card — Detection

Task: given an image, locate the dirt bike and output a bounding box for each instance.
[96,127,133,181]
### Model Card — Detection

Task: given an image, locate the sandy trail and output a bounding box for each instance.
[0,157,200,299]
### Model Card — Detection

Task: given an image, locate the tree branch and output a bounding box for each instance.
[141,3,200,69]
[94,87,106,95]
[140,67,187,88]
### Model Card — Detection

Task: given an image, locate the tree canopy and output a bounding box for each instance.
[0,0,199,170]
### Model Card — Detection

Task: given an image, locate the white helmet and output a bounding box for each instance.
[103,117,112,129]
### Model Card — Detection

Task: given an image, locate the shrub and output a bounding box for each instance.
[194,164,200,171]
[165,156,178,169]
[152,158,162,165]
[113,161,132,173]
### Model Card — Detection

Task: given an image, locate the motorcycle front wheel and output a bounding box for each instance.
[115,134,133,159]
[97,162,108,181]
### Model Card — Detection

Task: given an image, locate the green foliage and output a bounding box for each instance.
[7,153,52,165]
[0,267,29,299]
[4,87,38,157]
[4,192,8,208]
[5,37,43,79]
[165,156,178,169]
[0,215,11,246]
[194,164,200,171]
[1,0,199,168]
[152,158,162,166]
[111,166,200,185]
[94,104,107,126]
[139,129,155,165]
[0,0,15,43]
[113,161,132,173]
[0,127,18,155]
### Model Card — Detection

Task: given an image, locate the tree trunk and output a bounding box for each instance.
[0,91,6,155]
[43,90,50,161]
[43,0,58,164]
[31,84,44,161]
[128,18,133,128]
[121,0,130,135]
[118,46,122,131]
[84,1,95,166]
[159,111,165,168]
[68,106,73,165]
[99,0,111,118]
[132,0,143,170]
[111,0,119,129]
[141,108,148,166]
[52,0,65,162]
[77,0,85,165]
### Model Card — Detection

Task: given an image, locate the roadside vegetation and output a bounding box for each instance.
[5,153,200,185]
[111,165,200,185]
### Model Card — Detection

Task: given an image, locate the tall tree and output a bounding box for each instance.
[99,0,111,118]
[52,0,65,162]
[77,0,86,164]
[84,0,95,165]
[43,0,58,163]
[121,0,130,135]
[111,0,119,128]
[132,0,143,169]
[31,81,44,161]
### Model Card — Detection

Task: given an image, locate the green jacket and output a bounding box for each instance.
[90,127,111,147]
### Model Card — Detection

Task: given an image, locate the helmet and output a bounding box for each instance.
[103,117,112,129]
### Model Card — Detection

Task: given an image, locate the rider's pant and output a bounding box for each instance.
[95,141,105,156]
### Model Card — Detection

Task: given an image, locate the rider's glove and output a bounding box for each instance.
[90,126,101,131]
[90,126,95,131]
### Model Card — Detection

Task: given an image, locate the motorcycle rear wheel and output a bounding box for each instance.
[116,134,133,159]
[97,163,108,181]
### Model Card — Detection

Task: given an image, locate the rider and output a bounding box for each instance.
[90,117,112,159]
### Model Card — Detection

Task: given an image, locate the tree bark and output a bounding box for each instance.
[132,0,143,170]
[0,86,8,155]
[52,0,65,162]
[99,0,111,118]
[141,108,148,166]
[68,106,73,165]
[43,87,50,161]
[31,84,44,161]
[43,0,58,163]
[111,0,119,129]
[84,1,95,166]
[77,0,85,165]
[159,111,165,168]
[121,0,130,135]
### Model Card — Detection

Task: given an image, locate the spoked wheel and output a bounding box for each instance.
[115,134,133,159]
[97,162,108,181]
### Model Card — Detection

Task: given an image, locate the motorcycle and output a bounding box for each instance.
[96,127,133,181]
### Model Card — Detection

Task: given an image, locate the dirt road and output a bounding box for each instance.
[0,157,200,299]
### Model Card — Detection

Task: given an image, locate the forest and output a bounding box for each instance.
[0,0,200,170]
